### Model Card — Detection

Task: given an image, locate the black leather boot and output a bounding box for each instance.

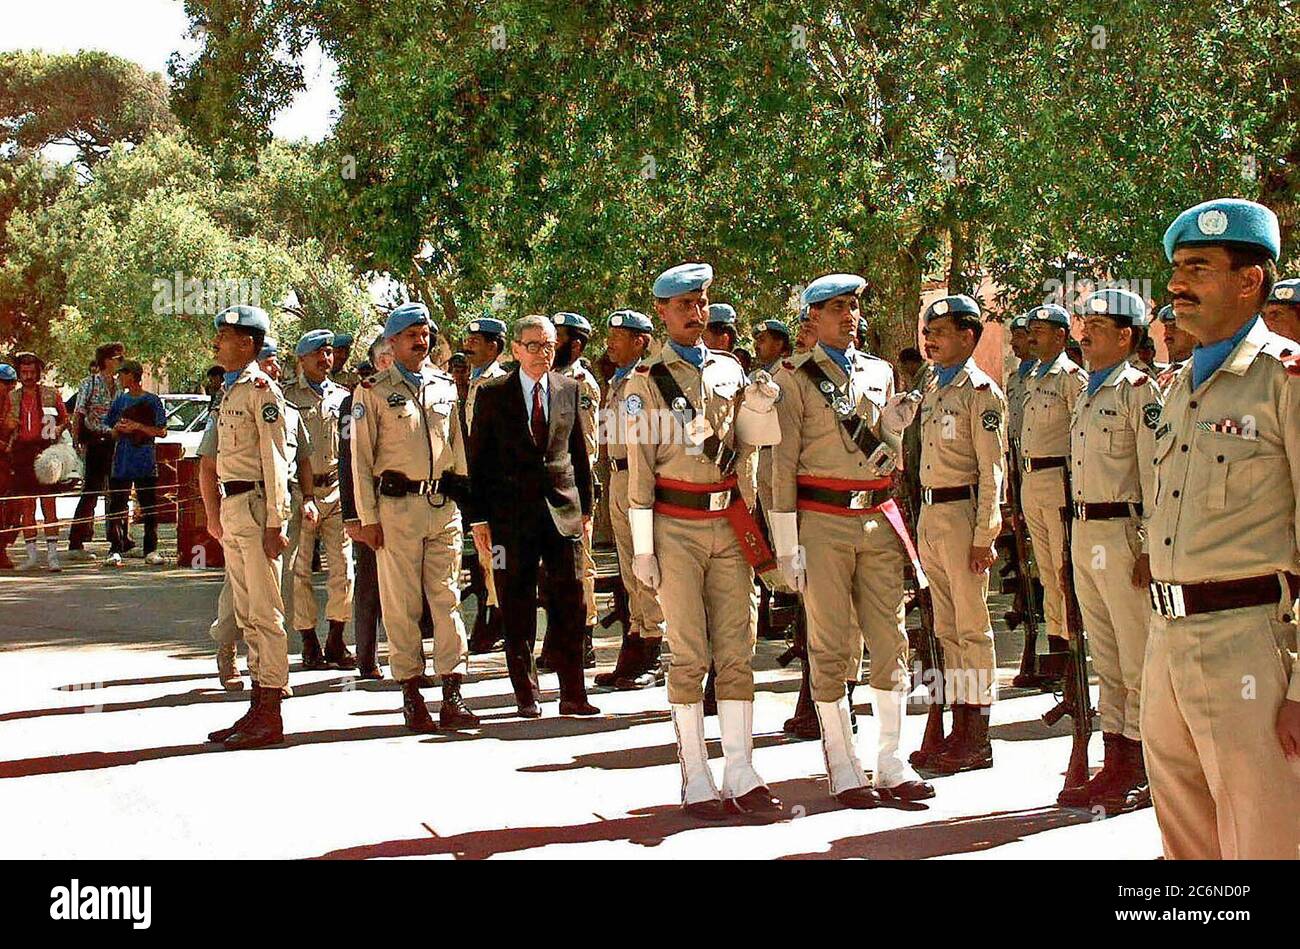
[615,637,662,690]
[224,686,284,749]
[400,678,440,734]
[583,627,597,669]
[783,662,819,740]
[702,667,718,716]
[1059,732,1121,806]
[323,620,356,669]
[930,705,993,774]
[300,629,328,670]
[1096,737,1153,813]
[208,686,260,743]
[438,674,480,729]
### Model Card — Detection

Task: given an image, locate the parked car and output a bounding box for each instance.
[158,394,212,459]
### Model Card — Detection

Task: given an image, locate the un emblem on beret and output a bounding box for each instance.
[1197,209,1229,236]
[932,300,949,316]
[1090,296,1109,313]
[610,314,624,327]
[468,321,481,332]
[225,311,240,324]
[1142,403,1161,430]
[261,403,279,423]
[981,409,1001,432]
[1277,287,1295,300]
[624,394,643,417]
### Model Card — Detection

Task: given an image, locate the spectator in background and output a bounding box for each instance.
[103,361,167,567]
[897,347,927,389]
[67,342,126,561]
[1135,334,1162,374]
[448,351,471,402]
[0,364,18,569]
[10,352,68,572]
[204,365,226,401]
[1065,337,1084,365]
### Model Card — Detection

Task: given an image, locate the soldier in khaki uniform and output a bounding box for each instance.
[283,329,356,670]
[1263,277,1300,344]
[594,309,667,691]
[205,305,292,749]
[1143,198,1300,860]
[1154,305,1195,395]
[911,295,1007,774]
[351,302,479,733]
[330,332,361,390]
[625,262,784,820]
[1059,288,1162,810]
[770,274,932,808]
[541,311,601,668]
[464,317,509,431]
[1006,314,1037,443]
[1020,304,1087,657]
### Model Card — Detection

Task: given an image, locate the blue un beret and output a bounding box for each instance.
[607,309,653,333]
[552,311,592,334]
[652,263,713,299]
[295,328,335,357]
[1163,198,1281,263]
[258,338,279,361]
[803,273,866,306]
[753,319,791,339]
[384,302,433,340]
[1083,289,1148,326]
[214,304,271,334]
[0,364,15,382]
[707,303,737,326]
[1157,304,1176,322]
[466,316,507,338]
[924,294,980,323]
[1268,277,1300,304]
[1026,304,1071,328]
[332,332,355,349]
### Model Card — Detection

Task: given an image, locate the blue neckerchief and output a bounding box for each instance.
[1017,359,1035,379]
[307,378,325,397]
[819,342,851,377]
[1087,362,1122,397]
[397,364,423,389]
[935,364,962,387]
[470,361,491,381]
[669,340,707,369]
[1035,354,1061,378]
[1191,316,1255,391]
[222,370,242,390]
[613,360,638,383]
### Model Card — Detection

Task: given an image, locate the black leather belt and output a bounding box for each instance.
[221,480,259,497]
[654,485,739,511]
[377,471,445,498]
[611,457,629,472]
[1073,501,1141,521]
[313,472,338,488]
[1149,573,1299,620]
[921,484,976,505]
[796,484,891,510]
[1023,455,1067,473]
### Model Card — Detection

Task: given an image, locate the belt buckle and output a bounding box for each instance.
[1073,501,1087,521]
[849,490,870,510]
[921,487,934,505]
[708,490,731,512]
[1149,581,1187,619]
[1022,455,1032,473]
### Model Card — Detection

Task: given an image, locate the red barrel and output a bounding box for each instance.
[176,456,223,569]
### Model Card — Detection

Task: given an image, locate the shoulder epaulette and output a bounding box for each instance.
[1282,352,1300,377]
[253,377,269,389]
[635,364,650,374]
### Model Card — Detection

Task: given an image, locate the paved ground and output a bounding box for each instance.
[0,530,1162,860]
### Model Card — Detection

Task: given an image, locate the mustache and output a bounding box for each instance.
[1173,293,1199,304]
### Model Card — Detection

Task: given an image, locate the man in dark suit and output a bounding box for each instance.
[467,315,600,718]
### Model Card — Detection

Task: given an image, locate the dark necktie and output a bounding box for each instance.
[530,379,548,447]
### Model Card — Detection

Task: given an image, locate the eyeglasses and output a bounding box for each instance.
[521,341,557,355]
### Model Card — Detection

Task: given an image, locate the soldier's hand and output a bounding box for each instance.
[471,522,493,565]
[205,509,223,542]
[356,524,384,549]
[1276,700,1300,761]
[344,521,364,542]
[262,527,288,560]
[633,553,660,590]
[968,544,996,574]
[1130,553,1152,588]
[302,498,320,526]
[777,555,806,593]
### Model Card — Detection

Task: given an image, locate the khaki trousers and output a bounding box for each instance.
[219,489,288,689]
[1142,605,1300,859]
[291,494,354,630]
[1021,467,1069,638]
[918,498,996,705]
[1071,518,1149,738]
[609,467,666,638]
[801,510,909,703]
[374,493,468,682]
[655,515,757,705]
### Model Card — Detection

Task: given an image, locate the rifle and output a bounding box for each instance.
[1041,468,1094,800]
[1006,438,1045,687]
[896,489,946,759]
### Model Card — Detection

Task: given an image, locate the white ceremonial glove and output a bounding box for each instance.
[629,508,661,589]
[880,390,922,436]
[736,371,782,447]
[741,371,780,413]
[769,511,806,594]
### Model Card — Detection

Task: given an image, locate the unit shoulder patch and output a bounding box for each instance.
[980,409,1001,431]
[1142,403,1161,430]
[261,403,280,423]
